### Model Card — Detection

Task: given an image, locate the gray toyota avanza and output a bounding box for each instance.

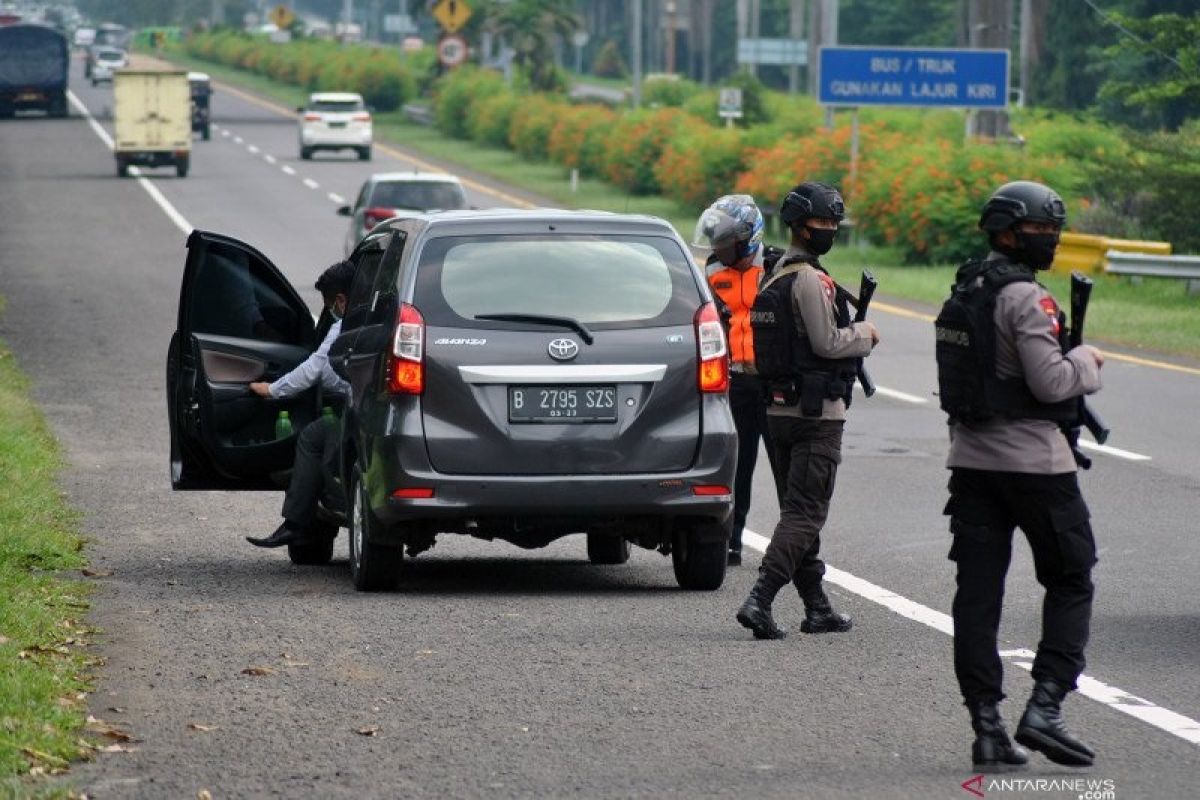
[167,210,737,592]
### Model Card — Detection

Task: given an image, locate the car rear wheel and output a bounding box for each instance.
[116,157,128,178]
[287,521,338,566]
[348,466,402,591]
[357,146,371,161]
[587,533,631,565]
[672,521,728,590]
[175,156,189,178]
[300,146,313,160]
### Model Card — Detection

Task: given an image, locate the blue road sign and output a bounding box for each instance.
[818,46,1010,108]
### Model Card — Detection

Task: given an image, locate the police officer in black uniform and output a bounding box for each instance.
[735,181,879,640]
[936,181,1104,769]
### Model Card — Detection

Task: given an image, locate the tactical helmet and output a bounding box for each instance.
[979,181,1066,232]
[779,181,845,228]
[692,194,765,266]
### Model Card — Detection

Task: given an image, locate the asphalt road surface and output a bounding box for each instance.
[0,60,1197,799]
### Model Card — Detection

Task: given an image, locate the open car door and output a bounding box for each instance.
[167,230,319,490]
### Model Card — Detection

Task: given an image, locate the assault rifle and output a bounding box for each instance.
[1065,271,1110,469]
[851,270,878,398]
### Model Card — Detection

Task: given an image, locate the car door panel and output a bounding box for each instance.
[169,230,317,490]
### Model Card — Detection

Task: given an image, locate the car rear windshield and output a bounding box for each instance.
[369,182,466,212]
[309,100,363,113]
[97,51,124,61]
[414,234,700,330]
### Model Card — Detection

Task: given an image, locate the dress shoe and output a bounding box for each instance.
[1015,680,1095,766]
[969,701,1029,771]
[727,549,742,567]
[246,523,311,548]
[736,575,787,640]
[798,584,853,633]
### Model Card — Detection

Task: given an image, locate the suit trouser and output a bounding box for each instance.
[758,417,843,595]
[281,416,345,530]
[728,372,780,551]
[945,468,1096,705]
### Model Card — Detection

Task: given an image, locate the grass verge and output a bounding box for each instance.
[167,50,1200,360]
[0,302,93,792]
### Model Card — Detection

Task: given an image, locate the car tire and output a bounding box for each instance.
[357,146,371,161]
[116,157,128,177]
[587,533,631,565]
[348,466,402,591]
[287,523,337,566]
[201,125,211,141]
[672,521,728,591]
[176,156,189,178]
[300,146,313,160]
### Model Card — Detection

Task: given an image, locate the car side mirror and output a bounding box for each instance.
[296,106,304,114]
[337,205,352,217]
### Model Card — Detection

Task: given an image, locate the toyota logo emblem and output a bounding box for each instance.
[547,338,580,361]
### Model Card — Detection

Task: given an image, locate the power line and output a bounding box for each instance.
[1079,0,1188,74]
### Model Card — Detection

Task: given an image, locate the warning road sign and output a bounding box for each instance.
[437,34,469,68]
[432,0,472,34]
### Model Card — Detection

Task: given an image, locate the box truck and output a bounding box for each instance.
[0,23,69,118]
[114,70,191,178]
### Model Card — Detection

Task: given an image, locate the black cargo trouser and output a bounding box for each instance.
[729,372,780,552]
[945,468,1096,705]
[281,416,346,530]
[758,417,843,595]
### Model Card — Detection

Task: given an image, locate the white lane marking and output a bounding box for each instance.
[853,383,929,404]
[1078,438,1151,462]
[68,91,192,236]
[328,192,346,205]
[233,135,243,144]
[264,154,277,165]
[742,528,1200,748]
[303,178,319,190]
[281,165,296,176]
[247,144,260,154]
[220,128,230,138]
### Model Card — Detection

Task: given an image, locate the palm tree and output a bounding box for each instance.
[485,0,581,92]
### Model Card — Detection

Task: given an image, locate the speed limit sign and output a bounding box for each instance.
[437,35,468,68]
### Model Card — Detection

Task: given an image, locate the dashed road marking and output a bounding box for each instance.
[233,135,243,144]
[303,178,319,190]
[328,192,346,205]
[741,529,1200,748]
[281,165,296,176]
[247,144,260,154]
[264,154,277,165]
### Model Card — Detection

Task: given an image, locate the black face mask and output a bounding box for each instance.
[1016,231,1060,271]
[804,226,837,256]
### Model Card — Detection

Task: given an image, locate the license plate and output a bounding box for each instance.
[509,385,617,423]
[328,121,347,129]
[17,92,43,102]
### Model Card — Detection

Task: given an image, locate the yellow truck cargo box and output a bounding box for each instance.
[113,70,192,177]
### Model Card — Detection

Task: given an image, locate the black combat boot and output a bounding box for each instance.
[736,575,787,640]
[969,702,1029,771]
[1014,680,1096,766]
[798,583,853,633]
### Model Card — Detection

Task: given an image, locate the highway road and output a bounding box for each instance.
[0,59,1197,798]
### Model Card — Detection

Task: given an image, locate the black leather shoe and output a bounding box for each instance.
[727,549,742,567]
[969,702,1029,771]
[246,523,311,549]
[736,576,787,640]
[1015,680,1095,767]
[798,584,853,633]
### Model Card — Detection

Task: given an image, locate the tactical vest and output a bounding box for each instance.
[750,257,858,416]
[934,259,1076,424]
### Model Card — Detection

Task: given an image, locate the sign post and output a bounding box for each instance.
[717,88,743,129]
[431,0,472,34]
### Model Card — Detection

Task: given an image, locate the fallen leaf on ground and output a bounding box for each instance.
[0,635,9,644]
[81,568,113,577]
[198,791,213,800]
[356,726,379,737]
[188,723,218,732]
[85,717,138,742]
[98,744,137,754]
[108,706,125,714]
[241,666,275,676]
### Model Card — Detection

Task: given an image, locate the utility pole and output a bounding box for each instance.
[631,0,643,107]
[211,0,225,26]
[968,0,1013,139]
[749,0,761,78]
[664,1,676,76]
[788,0,805,94]
[1018,0,1032,108]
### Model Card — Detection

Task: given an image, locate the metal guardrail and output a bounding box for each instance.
[1105,250,1200,294]
[401,103,433,126]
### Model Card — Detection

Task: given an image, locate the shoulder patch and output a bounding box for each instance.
[817,272,836,302]
[1038,296,1061,335]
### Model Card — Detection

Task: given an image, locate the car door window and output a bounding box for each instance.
[368,231,407,326]
[343,236,388,332]
[352,182,370,212]
[186,241,303,344]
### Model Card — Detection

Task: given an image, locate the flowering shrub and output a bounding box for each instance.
[547,104,618,174]
[433,67,505,139]
[508,95,565,161]
[468,91,521,148]
[603,108,697,195]
[654,126,746,208]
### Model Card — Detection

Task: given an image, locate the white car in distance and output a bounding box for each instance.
[90,47,127,85]
[298,91,372,161]
[338,172,469,255]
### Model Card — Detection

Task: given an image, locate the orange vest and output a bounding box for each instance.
[708,264,762,365]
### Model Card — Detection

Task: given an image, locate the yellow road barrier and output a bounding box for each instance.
[1054,232,1171,275]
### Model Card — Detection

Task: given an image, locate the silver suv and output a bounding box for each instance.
[167,211,736,592]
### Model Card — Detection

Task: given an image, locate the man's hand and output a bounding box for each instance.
[249,381,273,398]
[1083,344,1104,369]
[864,321,880,346]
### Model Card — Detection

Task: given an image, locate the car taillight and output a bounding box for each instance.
[692,484,732,496]
[303,113,322,122]
[391,487,434,499]
[352,113,371,122]
[386,303,424,394]
[363,207,395,231]
[695,302,729,393]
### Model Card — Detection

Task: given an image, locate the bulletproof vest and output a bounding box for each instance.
[934,258,1076,424]
[750,256,858,415]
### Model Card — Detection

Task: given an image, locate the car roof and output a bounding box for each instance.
[188,71,210,81]
[308,92,363,103]
[377,208,680,237]
[369,172,462,185]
